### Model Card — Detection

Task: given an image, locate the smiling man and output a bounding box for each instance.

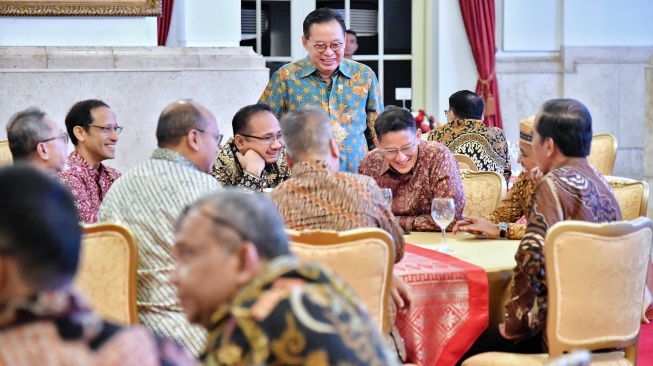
[358,106,466,232]
[259,8,383,173]
[56,99,121,223]
[212,103,291,192]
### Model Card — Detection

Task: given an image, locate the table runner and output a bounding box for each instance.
[394,243,489,365]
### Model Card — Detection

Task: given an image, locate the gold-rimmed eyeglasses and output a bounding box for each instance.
[380,140,416,159]
[306,39,344,53]
[196,129,224,146]
[40,132,69,145]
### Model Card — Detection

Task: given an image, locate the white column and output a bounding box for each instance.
[167,0,241,47]
[290,0,316,61]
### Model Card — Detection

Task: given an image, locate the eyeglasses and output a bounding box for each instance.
[380,141,416,159]
[444,109,451,117]
[306,39,343,53]
[89,124,123,135]
[240,133,284,146]
[195,129,224,145]
[40,132,69,145]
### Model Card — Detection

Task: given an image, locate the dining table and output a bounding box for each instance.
[394,231,519,366]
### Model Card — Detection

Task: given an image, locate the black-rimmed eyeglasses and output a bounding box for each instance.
[306,39,344,53]
[240,133,283,146]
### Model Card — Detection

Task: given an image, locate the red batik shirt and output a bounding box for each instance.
[56,151,121,223]
[357,140,466,232]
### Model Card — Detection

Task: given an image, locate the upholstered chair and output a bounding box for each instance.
[460,170,506,218]
[588,134,618,176]
[0,140,12,165]
[605,175,649,221]
[454,154,479,171]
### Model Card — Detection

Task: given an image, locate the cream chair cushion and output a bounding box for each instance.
[461,170,506,218]
[74,223,138,325]
[0,140,12,166]
[588,134,618,176]
[287,228,394,334]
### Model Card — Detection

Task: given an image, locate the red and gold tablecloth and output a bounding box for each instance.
[394,243,489,366]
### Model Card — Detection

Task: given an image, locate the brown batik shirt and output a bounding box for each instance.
[504,159,621,343]
[357,140,466,232]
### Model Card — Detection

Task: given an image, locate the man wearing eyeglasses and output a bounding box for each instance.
[259,7,383,173]
[212,104,291,192]
[358,106,466,232]
[98,100,222,356]
[56,99,121,223]
[6,107,69,175]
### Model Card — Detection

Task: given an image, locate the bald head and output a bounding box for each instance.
[280,106,335,163]
[156,100,215,148]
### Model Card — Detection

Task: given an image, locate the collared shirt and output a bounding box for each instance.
[259,56,383,172]
[211,138,291,192]
[484,172,536,239]
[357,140,466,232]
[56,150,121,224]
[428,118,512,182]
[504,159,621,343]
[202,255,399,366]
[97,148,222,356]
[0,287,197,366]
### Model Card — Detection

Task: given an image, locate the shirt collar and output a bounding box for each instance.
[151,148,199,170]
[68,151,103,179]
[297,56,353,79]
[292,160,331,176]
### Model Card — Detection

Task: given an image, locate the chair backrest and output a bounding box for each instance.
[605,176,649,221]
[0,140,13,166]
[454,154,478,171]
[545,218,653,362]
[286,228,394,334]
[588,133,618,175]
[460,170,506,217]
[74,222,138,325]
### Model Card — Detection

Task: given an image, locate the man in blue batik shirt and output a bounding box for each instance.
[259,7,383,172]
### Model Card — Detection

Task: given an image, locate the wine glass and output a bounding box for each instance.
[380,188,393,207]
[431,197,456,253]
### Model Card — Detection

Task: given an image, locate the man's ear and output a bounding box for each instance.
[373,137,382,150]
[35,143,48,160]
[73,126,86,143]
[187,129,202,152]
[545,137,556,158]
[234,135,246,151]
[329,138,339,159]
[233,242,261,286]
[302,36,309,51]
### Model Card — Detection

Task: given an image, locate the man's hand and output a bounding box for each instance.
[452,215,500,237]
[391,274,413,311]
[529,166,544,185]
[499,323,523,340]
[236,150,266,177]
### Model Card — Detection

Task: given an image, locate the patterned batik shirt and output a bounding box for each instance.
[428,118,512,182]
[504,159,621,343]
[259,56,383,173]
[202,255,399,366]
[357,140,466,232]
[0,287,198,366]
[56,150,121,224]
[211,138,291,192]
[97,148,222,356]
[484,172,536,239]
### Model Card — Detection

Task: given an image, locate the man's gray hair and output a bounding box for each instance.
[279,106,334,161]
[178,190,291,259]
[6,107,52,161]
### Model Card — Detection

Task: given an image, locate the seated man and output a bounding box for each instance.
[460,99,622,361]
[6,107,68,175]
[212,104,291,192]
[453,116,537,239]
[358,106,465,232]
[170,190,399,365]
[428,90,511,182]
[56,99,122,223]
[0,165,195,365]
[98,100,222,356]
[270,106,410,360]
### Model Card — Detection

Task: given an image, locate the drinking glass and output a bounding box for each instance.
[380,188,393,207]
[431,197,456,253]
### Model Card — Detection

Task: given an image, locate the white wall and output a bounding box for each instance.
[0,18,156,46]
[166,0,240,47]
[503,0,560,51]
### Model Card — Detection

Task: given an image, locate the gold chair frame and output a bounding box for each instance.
[588,133,618,176]
[605,176,649,220]
[454,154,479,171]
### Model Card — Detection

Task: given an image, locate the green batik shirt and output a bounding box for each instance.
[259,56,383,172]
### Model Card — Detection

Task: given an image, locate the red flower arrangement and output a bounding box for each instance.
[414,109,436,133]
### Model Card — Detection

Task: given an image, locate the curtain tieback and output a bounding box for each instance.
[477,70,496,116]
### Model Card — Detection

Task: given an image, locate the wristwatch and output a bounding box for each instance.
[498,222,509,238]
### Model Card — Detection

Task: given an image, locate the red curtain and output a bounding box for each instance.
[157,0,174,46]
[458,0,502,129]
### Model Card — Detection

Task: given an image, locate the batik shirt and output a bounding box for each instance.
[202,255,399,366]
[259,56,383,172]
[56,151,121,223]
[98,148,222,356]
[357,140,466,232]
[211,138,291,192]
[484,172,536,239]
[428,118,511,182]
[0,287,197,366]
[504,159,621,343]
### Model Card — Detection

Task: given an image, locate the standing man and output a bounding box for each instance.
[6,107,68,175]
[57,99,121,223]
[358,106,466,232]
[212,104,291,192]
[344,29,359,59]
[259,7,383,172]
[98,100,222,356]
